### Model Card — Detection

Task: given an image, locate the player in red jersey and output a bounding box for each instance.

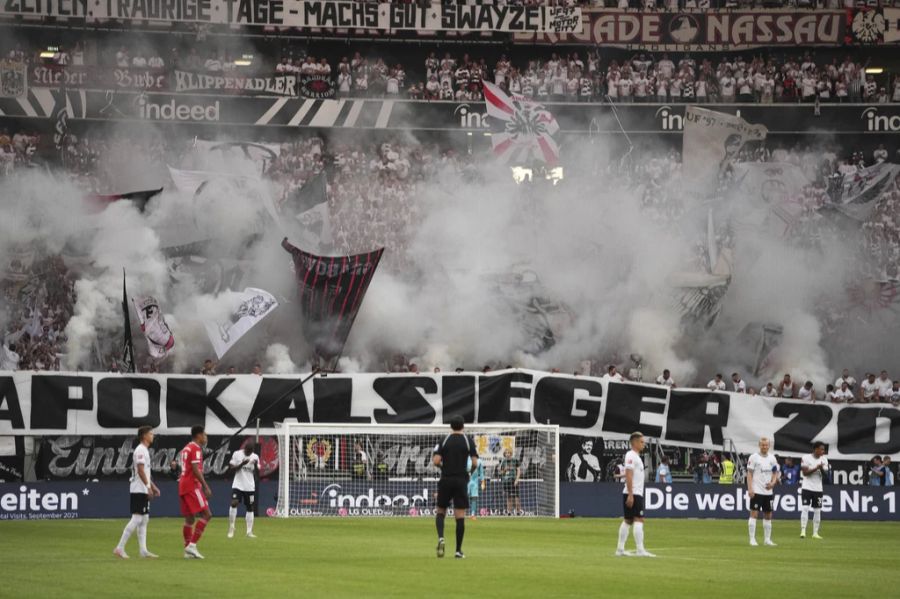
[179,425,213,559]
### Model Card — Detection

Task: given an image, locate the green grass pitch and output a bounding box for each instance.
[2,517,898,598]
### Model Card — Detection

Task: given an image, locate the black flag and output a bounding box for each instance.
[282,238,383,369]
[285,172,327,215]
[122,270,136,373]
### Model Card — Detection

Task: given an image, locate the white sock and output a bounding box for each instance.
[748,517,757,541]
[633,522,645,552]
[813,509,821,535]
[617,521,631,551]
[137,514,149,553]
[228,507,237,529]
[763,519,772,542]
[117,515,141,550]
[246,512,254,534]
[800,506,809,533]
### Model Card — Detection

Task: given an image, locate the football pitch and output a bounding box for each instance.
[2,517,898,598]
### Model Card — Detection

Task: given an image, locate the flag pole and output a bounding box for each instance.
[215,367,320,452]
[121,268,136,373]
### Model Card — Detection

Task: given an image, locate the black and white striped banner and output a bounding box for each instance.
[4,91,900,137]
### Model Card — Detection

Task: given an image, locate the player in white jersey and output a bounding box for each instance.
[746,437,780,547]
[114,425,160,559]
[228,440,261,538]
[800,441,829,539]
[616,432,654,557]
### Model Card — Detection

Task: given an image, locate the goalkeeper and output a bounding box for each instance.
[467,456,485,520]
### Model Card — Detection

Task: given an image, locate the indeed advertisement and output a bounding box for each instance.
[562,483,900,521]
[280,481,542,517]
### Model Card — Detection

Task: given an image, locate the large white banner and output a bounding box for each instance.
[0,370,896,459]
[0,1,582,33]
[683,106,768,188]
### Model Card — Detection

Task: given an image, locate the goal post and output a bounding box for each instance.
[275,423,560,518]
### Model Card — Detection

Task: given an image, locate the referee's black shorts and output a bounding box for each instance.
[437,476,468,510]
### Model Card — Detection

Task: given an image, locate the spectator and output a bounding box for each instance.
[655,369,675,387]
[719,454,735,485]
[656,456,673,484]
[201,359,217,375]
[834,381,854,403]
[781,457,800,486]
[834,369,856,391]
[707,373,726,391]
[777,374,797,399]
[884,457,895,487]
[731,372,746,393]
[823,384,836,403]
[859,373,879,403]
[797,381,817,402]
[337,65,352,96]
[758,382,777,398]
[252,363,262,376]
[204,52,222,72]
[875,370,892,400]
[691,451,711,484]
[869,456,885,486]
[115,46,129,68]
[603,365,625,383]
[184,48,202,71]
[71,42,84,66]
[889,381,900,406]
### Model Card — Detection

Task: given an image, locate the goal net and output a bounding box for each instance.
[275,423,559,518]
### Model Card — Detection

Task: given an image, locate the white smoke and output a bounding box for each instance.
[0,122,891,388]
[265,343,298,374]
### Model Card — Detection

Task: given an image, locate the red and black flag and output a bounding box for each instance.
[86,188,163,213]
[282,238,383,369]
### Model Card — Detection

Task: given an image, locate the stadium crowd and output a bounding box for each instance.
[0,254,74,372]
[6,33,900,104]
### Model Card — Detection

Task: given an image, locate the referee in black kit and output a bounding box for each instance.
[432,415,479,559]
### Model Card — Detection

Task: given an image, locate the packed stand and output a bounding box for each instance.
[1,254,75,372]
[7,33,900,104]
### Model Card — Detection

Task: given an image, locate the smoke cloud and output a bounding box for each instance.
[0,120,891,389]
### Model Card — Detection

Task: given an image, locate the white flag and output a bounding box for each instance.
[682,106,767,189]
[133,296,175,359]
[203,287,278,359]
